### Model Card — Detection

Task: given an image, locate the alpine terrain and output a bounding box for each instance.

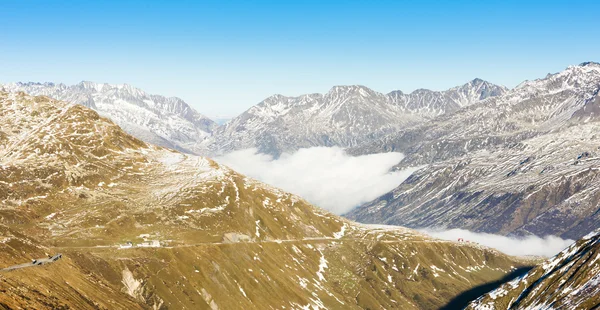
[348,62,600,240]
[0,90,533,309]
[1,81,217,154]
[467,229,600,309]
[2,79,505,159]
[210,79,506,156]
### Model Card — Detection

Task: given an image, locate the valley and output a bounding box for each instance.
[3,1,600,308]
[2,63,600,309]
[0,91,534,309]
[348,62,600,240]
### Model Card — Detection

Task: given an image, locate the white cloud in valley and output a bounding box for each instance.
[421,228,575,257]
[215,147,418,215]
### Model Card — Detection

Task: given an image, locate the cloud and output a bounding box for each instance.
[215,147,418,215]
[420,228,575,257]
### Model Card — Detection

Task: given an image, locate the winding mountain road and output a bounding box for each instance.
[0,254,62,272]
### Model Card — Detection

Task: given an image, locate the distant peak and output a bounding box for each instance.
[75,81,111,93]
[16,81,55,87]
[411,88,433,94]
[263,94,287,101]
[73,81,149,96]
[465,78,500,88]
[463,78,508,92]
[329,85,371,92]
[258,94,297,107]
[579,61,600,67]
[387,90,405,96]
[78,80,96,86]
[326,85,380,99]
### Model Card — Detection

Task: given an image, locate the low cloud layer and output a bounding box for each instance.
[216,147,418,214]
[421,228,574,257]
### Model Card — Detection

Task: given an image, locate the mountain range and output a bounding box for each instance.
[2,78,506,158]
[1,81,217,154]
[211,79,506,156]
[5,64,600,242]
[348,62,600,240]
[0,89,532,309]
[3,63,600,308]
[4,64,600,242]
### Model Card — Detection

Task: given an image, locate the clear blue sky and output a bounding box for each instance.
[1,0,598,117]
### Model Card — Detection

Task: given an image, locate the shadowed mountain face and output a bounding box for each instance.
[0,91,532,309]
[348,62,600,240]
[440,266,534,310]
[467,230,600,309]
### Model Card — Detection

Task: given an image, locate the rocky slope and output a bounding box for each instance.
[467,229,600,309]
[1,81,217,154]
[348,62,600,240]
[211,80,506,156]
[0,90,531,309]
[388,78,506,118]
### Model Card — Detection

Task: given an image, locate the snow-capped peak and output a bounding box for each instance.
[579,61,600,67]
[212,79,506,156]
[514,63,600,93]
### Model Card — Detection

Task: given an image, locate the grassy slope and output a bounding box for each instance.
[0,91,533,309]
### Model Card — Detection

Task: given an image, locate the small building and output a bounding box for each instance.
[119,241,134,249]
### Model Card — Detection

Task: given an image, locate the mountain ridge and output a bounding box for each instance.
[210,78,506,156]
[0,89,533,309]
[348,62,600,239]
[2,78,506,158]
[2,80,218,155]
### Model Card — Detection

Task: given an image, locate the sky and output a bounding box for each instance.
[1,0,599,118]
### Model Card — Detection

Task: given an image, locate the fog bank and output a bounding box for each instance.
[216,147,418,214]
[421,228,575,257]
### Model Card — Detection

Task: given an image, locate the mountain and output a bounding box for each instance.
[347,62,600,240]
[467,229,600,309]
[388,78,506,117]
[1,81,217,154]
[0,90,532,309]
[211,80,506,156]
[1,79,505,158]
